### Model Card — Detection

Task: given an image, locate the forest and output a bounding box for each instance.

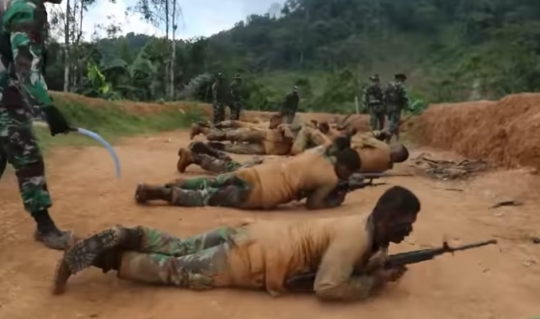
[44,0,540,113]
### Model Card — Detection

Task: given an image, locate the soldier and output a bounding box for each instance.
[385,73,409,141]
[211,73,229,124]
[280,86,299,124]
[53,186,420,301]
[0,0,74,249]
[134,137,360,210]
[352,130,409,172]
[288,121,344,156]
[229,74,243,121]
[363,74,386,131]
[176,141,263,174]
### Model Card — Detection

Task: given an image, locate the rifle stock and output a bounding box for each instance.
[285,239,497,292]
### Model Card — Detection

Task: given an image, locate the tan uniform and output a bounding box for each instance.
[115,212,383,301]
[352,134,393,172]
[289,126,333,155]
[234,146,339,209]
[218,126,292,156]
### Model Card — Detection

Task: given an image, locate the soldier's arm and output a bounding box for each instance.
[5,5,53,108]
[314,237,381,301]
[305,182,345,210]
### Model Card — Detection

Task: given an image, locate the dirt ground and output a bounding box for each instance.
[0,130,539,319]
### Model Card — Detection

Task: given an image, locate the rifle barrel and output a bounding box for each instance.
[451,239,497,252]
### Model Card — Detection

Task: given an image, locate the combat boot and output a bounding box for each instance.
[52,226,143,295]
[190,141,231,161]
[177,148,194,173]
[134,184,172,204]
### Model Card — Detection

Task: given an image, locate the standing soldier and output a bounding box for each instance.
[0,0,74,249]
[280,86,299,124]
[363,74,385,131]
[229,73,243,121]
[211,73,228,124]
[385,73,409,141]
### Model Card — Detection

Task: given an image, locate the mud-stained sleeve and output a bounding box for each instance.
[314,236,376,301]
[305,181,341,210]
[6,6,53,108]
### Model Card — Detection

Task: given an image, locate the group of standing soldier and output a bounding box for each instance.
[363,73,409,141]
[212,72,300,126]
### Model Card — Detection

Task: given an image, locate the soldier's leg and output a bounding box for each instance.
[230,102,241,121]
[135,173,253,207]
[53,226,241,294]
[0,83,71,250]
[388,110,402,141]
[222,143,266,155]
[290,126,311,155]
[283,113,294,125]
[369,110,378,131]
[376,112,386,131]
[212,102,225,124]
[225,129,265,143]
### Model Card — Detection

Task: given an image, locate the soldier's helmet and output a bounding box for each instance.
[293,85,299,92]
[369,74,380,82]
[395,73,407,81]
[216,72,224,79]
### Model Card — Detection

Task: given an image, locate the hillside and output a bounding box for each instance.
[44,0,540,112]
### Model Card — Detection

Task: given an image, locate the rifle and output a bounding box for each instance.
[361,172,414,180]
[285,239,497,292]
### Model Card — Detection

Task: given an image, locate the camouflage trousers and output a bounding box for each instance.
[170,172,253,207]
[368,110,386,131]
[119,225,245,289]
[212,102,225,124]
[282,112,295,125]
[0,78,51,213]
[387,108,402,136]
[229,101,242,121]
[189,144,263,174]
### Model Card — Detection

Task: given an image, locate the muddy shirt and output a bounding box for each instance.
[223,212,381,300]
[290,126,332,155]
[352,134,392,172]
[234,145,340,209]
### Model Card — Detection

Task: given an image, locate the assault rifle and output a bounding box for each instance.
[285,239,497,291]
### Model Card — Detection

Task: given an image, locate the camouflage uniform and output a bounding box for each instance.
[281,86,299,124]
[385,74,409,140]
[177,141,263,174]
[211,73,229,124]
[0,0,71,249]
[53,225,247,293]
[229,74,243,121]
[363,75,386,131]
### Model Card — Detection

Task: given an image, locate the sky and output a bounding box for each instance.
[46,0,285,41]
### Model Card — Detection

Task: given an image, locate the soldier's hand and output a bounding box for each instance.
[375,266,408,284]
[43,106,72,136]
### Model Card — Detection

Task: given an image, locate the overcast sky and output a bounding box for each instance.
[46,0,285,41]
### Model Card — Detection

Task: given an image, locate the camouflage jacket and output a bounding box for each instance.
[384,81,409,111]
[230,79,242,101]
[282,91,299,114]
[211,79,229,104]
[363,83,385,112]
[0,0,53,109]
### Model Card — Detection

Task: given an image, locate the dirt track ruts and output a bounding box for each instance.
[0,130,539,319]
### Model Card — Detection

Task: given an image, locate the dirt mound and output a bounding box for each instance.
[412,94,540,170]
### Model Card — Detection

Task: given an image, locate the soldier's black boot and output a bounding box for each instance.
[52,226,143,295]
[134,184,172,204]
[32,209,73,250]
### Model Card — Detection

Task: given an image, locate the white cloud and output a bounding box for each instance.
[46,0,285,41]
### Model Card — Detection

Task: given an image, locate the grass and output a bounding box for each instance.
[34,92,204,152]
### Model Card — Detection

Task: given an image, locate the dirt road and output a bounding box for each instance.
[0,130,539,319]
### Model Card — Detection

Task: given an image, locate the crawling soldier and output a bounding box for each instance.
[135,138,361,210]
[53,186,420,301]
[352,130,409,172]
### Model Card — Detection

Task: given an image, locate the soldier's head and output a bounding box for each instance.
[292,86,299,95]
[269,114,283,129]
[390,143,409,163]
[395,73,407,83]
[234,74,242,82]
[334,148,361,180]
[371,186,420,244]
[318,121,330,134]
[216,72,224,80]
[369,74,380,83]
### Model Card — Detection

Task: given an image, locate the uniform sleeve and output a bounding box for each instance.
[314,236,380,301]
[305,182,343,210]
[6,4,53,108]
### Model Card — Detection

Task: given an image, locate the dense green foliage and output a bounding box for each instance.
[46,0,540,113]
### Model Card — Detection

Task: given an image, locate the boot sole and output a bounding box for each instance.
[63,227,123,274]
